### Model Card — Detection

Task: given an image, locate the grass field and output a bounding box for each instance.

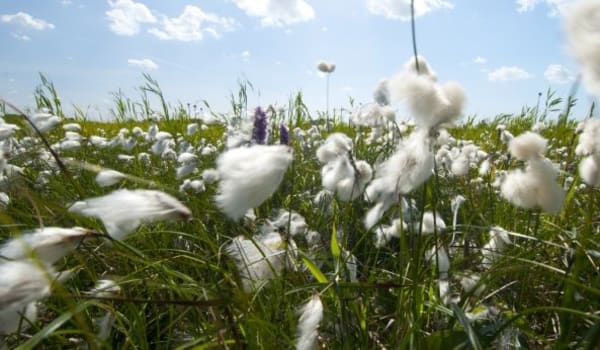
[0,76,599,350]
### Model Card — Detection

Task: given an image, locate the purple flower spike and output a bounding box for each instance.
[252,107,268,145]
[279,123,290,145]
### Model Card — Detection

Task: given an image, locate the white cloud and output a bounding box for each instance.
[488,66,533,82]
[232,0,315,27]
[148,5,236,41]
[241,50,250,62]
[544,64,574,84]
[473,56,487,64]
[516,0,572,16]
[366,0,454,21]
[0,12,55,30]
[127,58,159,70]
[106,0,156,36]
[10,32,31,41]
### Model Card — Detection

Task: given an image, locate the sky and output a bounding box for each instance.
[0,0,597,121]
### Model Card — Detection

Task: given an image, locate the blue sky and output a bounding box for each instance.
[0,0,596,120]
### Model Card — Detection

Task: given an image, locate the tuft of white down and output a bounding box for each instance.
[0,227,93,265]
[69,189,192,240]
[225,232,293,292]
[215,145,293,220]
[564,0,600,96]
[508,132,547,161]
[296,294,324,350]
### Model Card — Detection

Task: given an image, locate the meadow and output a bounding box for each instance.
[0,67,598,350]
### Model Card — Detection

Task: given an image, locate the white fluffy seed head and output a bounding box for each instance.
[95,170,126,187]
[215,145,293,220]
[69,189,192,240]
[564,0,600,96]
[296,294,324,350]
[316,133,352,163]
[317,60,336,73]
[508,132,547,160]
[0,227,93,264]
[579,155,600,187]
[226,232,290,292]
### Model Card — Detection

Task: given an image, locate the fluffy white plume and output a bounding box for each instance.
[501,157,565,213]
[508,131,547,161]
[89,279,122,298]
[501,132,564,213]
[317,60,336,73]
[96,170,126,187]
[226,232,293,291]
[481,227,512,266]
[388,56,465,129]
[215,145,293,220]
[564,0,600,96]
[0,261,54,334]
[416,211,446,234]
[575,118,600,156]
[373,79,390,106]
[272,210,308,237]
[579,155,600,187]
[364,129,433,228]
[296,294,324,350]
[316,133,352,163]
[0,227,94,264]
[69,189,192,240]
[374,218,406,248]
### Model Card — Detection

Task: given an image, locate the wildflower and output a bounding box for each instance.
[0,227,95,265]
[296,294,324,350]
[69,189,192,240]
[564,0,600,96]
[280,123,290,145]
[251,107,268,145]
[215,145,293,220]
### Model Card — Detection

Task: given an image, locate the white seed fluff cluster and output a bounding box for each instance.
[215,145,293,220]
[564,0,600,96]
[576,118,600,187]
[500,132,565,213]
[388,56,466,129]
[364,128,433,229]
[317,133,372,201]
